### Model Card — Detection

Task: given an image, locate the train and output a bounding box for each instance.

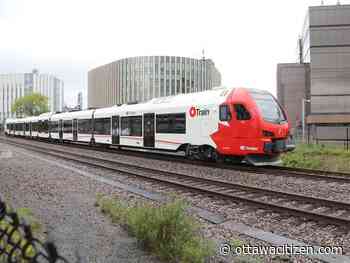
[4,87,295,165]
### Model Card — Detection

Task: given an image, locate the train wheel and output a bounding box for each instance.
[185,144,193,160]
[212,150,224,163]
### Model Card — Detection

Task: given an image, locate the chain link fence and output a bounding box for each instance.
[0,198,68,263]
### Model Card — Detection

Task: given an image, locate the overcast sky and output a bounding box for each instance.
[1,0,349,107]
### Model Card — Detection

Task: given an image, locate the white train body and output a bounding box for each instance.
[4,87,293,164]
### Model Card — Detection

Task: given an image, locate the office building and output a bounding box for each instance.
[0,69,64,125]
[277,4,350,141]
[277,63,310,130]
[88,56,221,108]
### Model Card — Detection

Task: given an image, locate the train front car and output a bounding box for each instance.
[211,88,294,165]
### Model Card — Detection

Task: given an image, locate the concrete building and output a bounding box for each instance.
[277,4,350,142]
[277,63,310,130]
[303,4,350,124]
[0,69,64,125]
[88,56,221,108]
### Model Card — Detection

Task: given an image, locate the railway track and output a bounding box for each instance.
[3,135,350,184]
[3,137,350,228]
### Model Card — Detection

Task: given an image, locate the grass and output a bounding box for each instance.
[0,205,41,263]
[281,143,350,172]
[96,194,214,263]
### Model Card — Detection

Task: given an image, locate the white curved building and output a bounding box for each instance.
[88,56,221,108]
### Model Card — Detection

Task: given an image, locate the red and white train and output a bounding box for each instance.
[4,87,294,165]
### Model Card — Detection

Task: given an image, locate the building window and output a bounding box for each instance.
[121,116,142,136]
[156,113,186,134]
[94,117,111,135]
[160,80,164,96]
[171,81,175,95]
[166,80,170,95]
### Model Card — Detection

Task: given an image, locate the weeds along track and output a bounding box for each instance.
[2,136,350,228]
[2,136,350,184]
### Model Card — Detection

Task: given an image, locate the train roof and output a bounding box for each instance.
[5,116,39,123]
[93,87,235,117]
[6,87,271,123]
[51,109,95,121]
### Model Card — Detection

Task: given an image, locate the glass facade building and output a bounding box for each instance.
[0,70,64,125]
[88,56,221,108]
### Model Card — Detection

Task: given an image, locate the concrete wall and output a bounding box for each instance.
[308,5,350,115]
[277,63,310,130]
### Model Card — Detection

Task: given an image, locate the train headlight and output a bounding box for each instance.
[262,130,275,137]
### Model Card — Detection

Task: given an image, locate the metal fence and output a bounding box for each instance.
[292,125,350,150]
[0,198,68,263]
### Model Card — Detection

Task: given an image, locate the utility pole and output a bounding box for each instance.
[302,98,311,143]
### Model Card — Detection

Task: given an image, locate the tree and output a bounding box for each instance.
[11,93,49,117]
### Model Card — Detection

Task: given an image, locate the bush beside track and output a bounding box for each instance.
[95,195,214,263]
[282,144,350,172]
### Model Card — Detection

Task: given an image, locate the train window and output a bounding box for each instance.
[234,104,251,120]
[43,120,49,133]
[156,113,186,134]
[121,116,142,136]
[250,92,286,124]
[63,120,73,133]
[78,119,92,134]
[50,121,59,133]
[32,122,37,131]
[94,118,111,135]
[219,105,231,121]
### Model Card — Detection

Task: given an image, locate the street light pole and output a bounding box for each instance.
[302,98,311,143]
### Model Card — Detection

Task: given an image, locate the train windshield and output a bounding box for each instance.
[250,92,287,124]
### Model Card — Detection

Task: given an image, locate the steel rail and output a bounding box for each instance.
[2,136,350,184]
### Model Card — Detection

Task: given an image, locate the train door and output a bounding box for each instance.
[143,113,155,148]
[29,122,32,137]
[59,120,63,140]
[48,120,51,139]
[73,119,78,141]
[112,115,120,145]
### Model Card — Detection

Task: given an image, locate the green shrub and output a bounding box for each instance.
[96,195,214,263]
[281,143,350,172]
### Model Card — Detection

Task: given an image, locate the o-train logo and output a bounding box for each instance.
[189,106,210,118]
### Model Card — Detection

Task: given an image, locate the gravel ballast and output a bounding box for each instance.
[1,138,349,262]
[0,142,160,263]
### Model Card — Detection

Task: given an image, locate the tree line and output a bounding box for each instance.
[11,92,49,117]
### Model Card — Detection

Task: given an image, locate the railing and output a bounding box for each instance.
[0,198,68,263]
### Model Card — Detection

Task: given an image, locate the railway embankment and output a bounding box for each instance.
[0,142,161,263]
[282,144,350,172]
[2,138,350,262]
